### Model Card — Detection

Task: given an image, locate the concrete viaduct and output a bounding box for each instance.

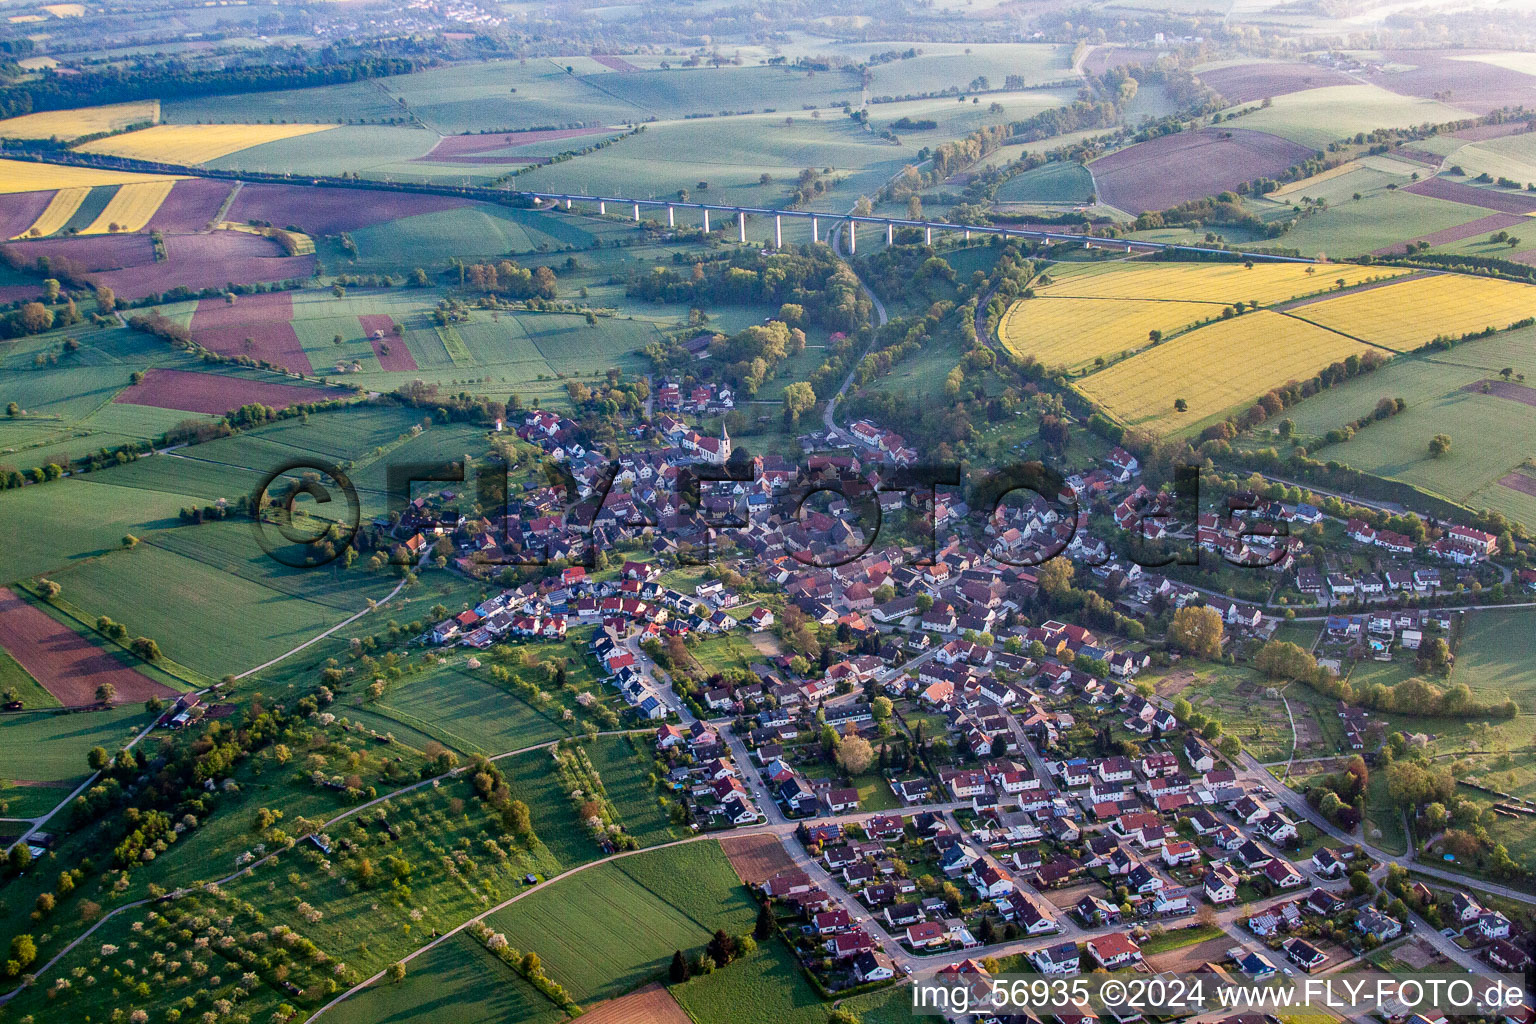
[516,190,1314,263]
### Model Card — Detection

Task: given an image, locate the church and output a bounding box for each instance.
[682,422,732,466]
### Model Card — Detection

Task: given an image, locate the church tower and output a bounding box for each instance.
[718,421,731,463]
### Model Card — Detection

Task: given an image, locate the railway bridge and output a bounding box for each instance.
[514,190,1315,263]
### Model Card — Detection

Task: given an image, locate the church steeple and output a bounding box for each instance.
[719,420,731,462]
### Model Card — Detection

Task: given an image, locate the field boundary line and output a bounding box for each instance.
[369,697,491,756]
[1272,308,1404,353]
[14,582,205,691]
[611,856,721,935]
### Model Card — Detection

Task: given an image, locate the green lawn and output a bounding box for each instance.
[672,936,830,1024]
[851,772,902,812]
[0,642,58,709]
[326,931,566,1024]
[367,662,576,757]
[0,705,153,783]
[995,161,1096,205]
[583,733,682,848]
[486,840,756,1004]
[1137,923,1223,955]
[688,631,765,676]
[1450,607,1536,710]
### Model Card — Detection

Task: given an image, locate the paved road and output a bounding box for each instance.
[822,213,890,443]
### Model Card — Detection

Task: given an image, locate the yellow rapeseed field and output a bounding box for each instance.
[1076,310,1377,435]
[1291,272,1536,350]
[80,180,177,234]
[998,296,1217,370]
[1036,260,1409,307]
[11,186,90,238]
[0,100,159,141]
[0,159,185,194]
[76,123,337,165]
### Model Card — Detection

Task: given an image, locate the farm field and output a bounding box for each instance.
[0,471,228,584]
[1266,188,1495,257]
[1275,327,1536,438]
[79,179,177,234]
[40,523,401,678]
[858,41,1072,96]
[994,160,1096,205]
[486,840,757,1004]
[1304,387,1536,524]
[999,260,1408,373]
[114,366,351,415]
[364,663,576,758]
[161,79,407,125]
[1075,309,1376,435]
[0,641,58,710]
[10,185,89,237]
[1292,272,1536,350]
[1358,48,1536,114]
[1036,260,1408,304]
[1219,84,1473,149]
[378,59,862,135]
[0,775,575,1024]
[584,733,681,847]
[0,703,153,785]
[1195,60,1356,104]
[1439,129,1536,186]
[0,159,186,194]
[203,124,442,177]
[511,95,1077,216]
[1088,127,1312,214]
[578,984,694,1024]
[718,832,795,884]
[1447,608,1536,708]
[671,937,829,1024]
[0,587,177,706]
[76,122,338,164]
[998,296,1217,371]
[0,99,158,140]
[493,746,608,869]
[325,931,566,1024]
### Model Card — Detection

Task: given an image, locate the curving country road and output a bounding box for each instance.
[821,213,890,443]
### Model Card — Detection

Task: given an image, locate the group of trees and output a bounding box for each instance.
[1253,637,1513,718]
[1307,755,1370,828]
[460,259,558,299]
[628,247,871,334]
[707,319,808,396]
[467,756,536,841]
[1168,605,1225,659]
[0,53,423,120]
[667,926,756,982]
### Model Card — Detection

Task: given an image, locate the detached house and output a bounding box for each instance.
[1086,933,1141,970]
[1032,941,1082,976]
